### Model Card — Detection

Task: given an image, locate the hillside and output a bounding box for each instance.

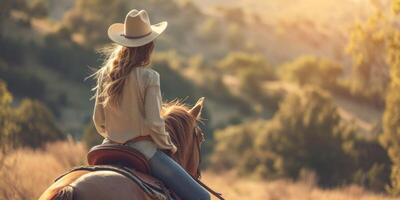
[1,141,396,200]
[193,0,388,67]
[1,0,398,197]
[195,0,377,24]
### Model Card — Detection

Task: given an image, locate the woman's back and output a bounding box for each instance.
[94,67,162,143]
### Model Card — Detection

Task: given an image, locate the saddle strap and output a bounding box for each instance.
[55,165,174,200]
[195,179,225,200]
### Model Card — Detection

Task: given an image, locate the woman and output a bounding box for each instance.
[92,9,210,200]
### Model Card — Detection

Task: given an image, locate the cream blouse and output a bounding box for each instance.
[93,67,177,153]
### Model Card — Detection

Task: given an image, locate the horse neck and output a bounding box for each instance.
[164,109,201,178]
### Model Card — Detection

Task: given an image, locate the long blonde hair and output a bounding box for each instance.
[92,42,155,108]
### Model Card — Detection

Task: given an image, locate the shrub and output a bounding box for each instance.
[218,52,276,81]
[280,55,342,89]
[0,80,17,146]
[0,82,65,149]
[11,99,65,148]
[255,88,355,186]
[212,87,390,190]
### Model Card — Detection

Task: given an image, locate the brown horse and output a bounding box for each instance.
[39,98,220,200]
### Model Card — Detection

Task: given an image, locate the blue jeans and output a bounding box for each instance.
[149,150,210,200]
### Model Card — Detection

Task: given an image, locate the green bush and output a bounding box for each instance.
[0,80,18,147]
[347,135,391,192]
[11,99,65,148]
[218,52,276,81]
[212,87,390,189]
[0,81,64,149]
[255,88,355,186]
[216,52,279,113]
[280,55,342,89]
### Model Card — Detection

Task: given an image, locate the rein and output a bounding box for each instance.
[196,179,224,200]
[192,126,225,200]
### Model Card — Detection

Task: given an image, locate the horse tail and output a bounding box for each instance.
[39,185,74,200]
[39,170,90,200]
[51,185,75,200]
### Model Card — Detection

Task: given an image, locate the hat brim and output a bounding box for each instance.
[107,21,167,47]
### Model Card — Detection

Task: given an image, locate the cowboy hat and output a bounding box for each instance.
[108,9,167,47]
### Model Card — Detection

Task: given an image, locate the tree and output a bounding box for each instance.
[0,80,17,146]
[62,0,129,46]
[375,1,400,195]
[212,88,354,185]
[217,52,278,112]
[255,88,355,186]
[0,81,64,149]
[380,27,400,196]
[212,87,390,189]
[218,52,276,82]
[211,119,263,173]
[393,0,400,13]
[350,137,390,192]
[0,0,48,28]
[11,99,65,148]
[281,55,342,89]
[346,11,390,100]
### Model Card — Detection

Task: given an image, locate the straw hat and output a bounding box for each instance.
[107,9,167,47]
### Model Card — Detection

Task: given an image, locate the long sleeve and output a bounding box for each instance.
[93,88,106,136]
[144,72,177,153]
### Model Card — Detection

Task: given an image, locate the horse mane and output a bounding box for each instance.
[162,100,204,178]
[162,100,198,138]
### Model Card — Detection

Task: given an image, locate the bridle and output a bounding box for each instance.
[192,125,225,200]
[193,125,204,179]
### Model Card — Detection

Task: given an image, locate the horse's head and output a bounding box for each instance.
[162,97,205,178]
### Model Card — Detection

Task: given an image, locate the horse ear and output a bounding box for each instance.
[189,97,205,119]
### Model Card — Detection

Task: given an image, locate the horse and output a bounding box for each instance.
[39,97,223,200]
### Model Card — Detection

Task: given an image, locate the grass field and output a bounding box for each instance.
[202,171,397,200]
[0,141,397,200]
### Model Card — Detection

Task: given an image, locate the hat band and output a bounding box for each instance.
[120,31,152,39]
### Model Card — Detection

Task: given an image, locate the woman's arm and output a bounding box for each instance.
[93,88,106,135]
[144,71,177,153]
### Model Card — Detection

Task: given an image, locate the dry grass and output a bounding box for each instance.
[202,171,398,200]
[0,141,397,200]
[0,139,86,200]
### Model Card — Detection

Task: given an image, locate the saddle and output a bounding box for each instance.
[87,143,151,174]
[85,143,224,200]
[86,143,177,200]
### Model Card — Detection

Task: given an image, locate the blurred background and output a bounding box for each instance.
[1,0,400,199]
